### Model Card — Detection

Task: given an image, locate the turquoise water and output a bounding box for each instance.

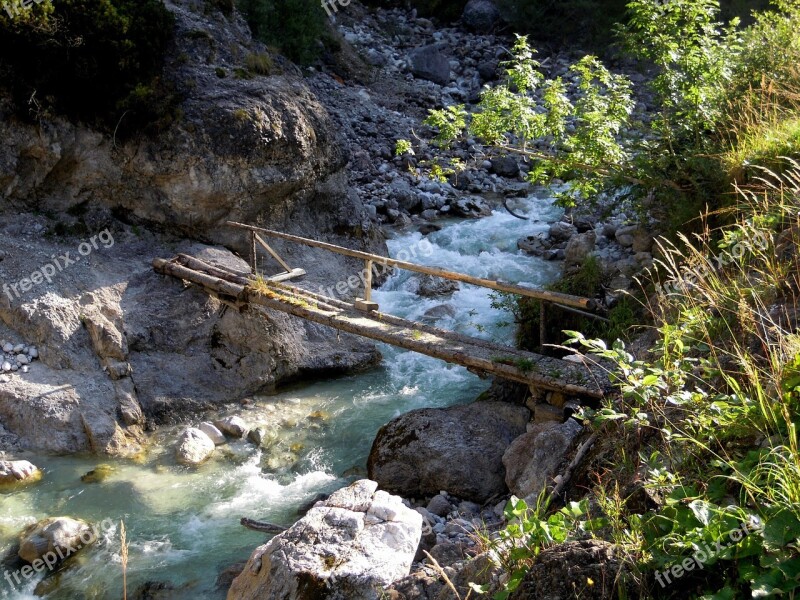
[0,194,562,599]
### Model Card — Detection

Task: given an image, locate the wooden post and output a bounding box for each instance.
[365,260,373,302]
[250,231,257,275]
[540,301,547,351]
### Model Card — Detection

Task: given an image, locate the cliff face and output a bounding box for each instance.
[0,0,384,455]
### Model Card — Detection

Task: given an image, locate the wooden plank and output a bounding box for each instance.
[268,268,306,283]
[153,258,246,299]
[254,233,293,274]
[226,221,596,311]
[248,286,603,398]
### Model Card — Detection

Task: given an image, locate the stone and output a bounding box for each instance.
[368,401,530,502]
[175,428,216,466]
[409,45,451,85]
[2,343,13,353]
[16,354,30,365]
[199,422,227,446]
[503,419,583,502]
[426,494,453,518]
[80,464,115,483]
[490,156,520,178]
[632,230,655,253]
[406,275,460,298]
[0,460,42,487]
[615,224,639,248]
[228,480,422,600]
[1,362,10,372]
[18,517,93,564]
[564,231,596,270]
[549,221,577,243]
[214,416,248,438]
[28,347,39,359]
[422,304,456,322]
[463,0,500,32]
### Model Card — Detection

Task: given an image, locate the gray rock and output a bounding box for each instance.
[549,221,577,243]
[615,224,639,247]
[503,419,583,502]
[18,517,93,564]
[463,0,501,32]
[409,45,451,85]
[16,354,29,365]
[214,416,248,438]
[422,304,457,321]
[199,422,227,446]
[490,156,520,178]
[228,480,422,600]
[175,428,215,466]
[564,231,596,270]
[0,460,41,486]
[3,343,13,353]
[368,401,530,502]
[426,494,453,517]
[406,275,460,298]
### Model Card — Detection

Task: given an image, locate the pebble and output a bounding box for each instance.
[1,362,10,372]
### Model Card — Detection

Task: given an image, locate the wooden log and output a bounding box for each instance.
[226,221,596,310]
[247,288,603,398]
[240,518,288,534]
[254,233,293,273]
[152,258,246,299]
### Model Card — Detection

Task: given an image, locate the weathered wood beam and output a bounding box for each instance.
[226,221,596,311]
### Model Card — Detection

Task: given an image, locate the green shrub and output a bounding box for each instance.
[0,0,175,129]
[237,0,327,65]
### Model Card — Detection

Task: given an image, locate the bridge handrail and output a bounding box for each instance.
[227,221,597,311]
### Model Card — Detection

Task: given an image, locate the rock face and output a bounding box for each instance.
[227,480,422,600]
[18,517,93,564]
[503,420,583,502]
[368,401,530,502]
[176,428,216,466]
[508,540,634,600]
[0,459,42,487]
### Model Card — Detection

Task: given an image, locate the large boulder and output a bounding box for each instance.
[176,428,216,466]
[408,45,451,85]
[0,459,42,487]
[19,517,94,564]
[462,0,501,32]
[227,480,422,600]
[503,420,583,502]
[368,401,530,503]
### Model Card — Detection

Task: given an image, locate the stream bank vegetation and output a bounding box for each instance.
[401,0,800,597]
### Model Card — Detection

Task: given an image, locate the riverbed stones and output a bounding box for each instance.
[199,422,227,446]
[503,419,583,502]
[18,517,94,564]
[227,480,422,600]
[564,231,596,271]
[176,428,216,466]
[0,459,42,487]
[368,401,530,503]
[214,416,248,439]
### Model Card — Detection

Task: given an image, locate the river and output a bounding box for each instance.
[0,193,562,599]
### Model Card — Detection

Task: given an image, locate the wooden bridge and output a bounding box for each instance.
[152,222,608,401]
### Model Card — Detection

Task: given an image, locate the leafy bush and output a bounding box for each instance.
[237,0,327,65]
[0,0,175,129]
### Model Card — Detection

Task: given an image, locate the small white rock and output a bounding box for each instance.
[1,362,11,372]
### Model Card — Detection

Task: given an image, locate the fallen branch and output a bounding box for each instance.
[240,518,288,534]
